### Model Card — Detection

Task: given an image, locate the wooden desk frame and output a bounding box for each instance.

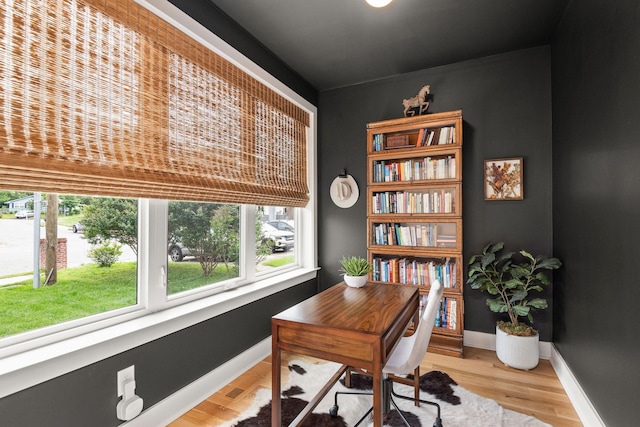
[271,282,419,426]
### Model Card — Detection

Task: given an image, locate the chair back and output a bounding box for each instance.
[385,280,444,374]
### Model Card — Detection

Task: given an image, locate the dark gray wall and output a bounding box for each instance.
[0,280,317,426]
[318,47,554,340]
[551,1,640,425]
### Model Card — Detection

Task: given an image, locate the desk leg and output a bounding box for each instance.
[272,328,282,426]
[372,367,383,427]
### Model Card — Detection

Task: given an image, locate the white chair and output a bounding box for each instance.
[329,280,445,427]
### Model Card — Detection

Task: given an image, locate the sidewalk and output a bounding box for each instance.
[0,275,32,287]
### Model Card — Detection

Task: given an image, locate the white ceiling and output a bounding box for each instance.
[207,0,568,91]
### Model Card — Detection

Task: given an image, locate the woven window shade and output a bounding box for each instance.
[0,0,310,207]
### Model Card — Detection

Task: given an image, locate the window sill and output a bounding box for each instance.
[0,267,318,399]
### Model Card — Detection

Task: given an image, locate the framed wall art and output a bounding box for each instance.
[484,157,523,200]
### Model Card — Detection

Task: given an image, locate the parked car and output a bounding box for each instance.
[15,210,34,219]
[267,220,294,233]
[72,223,84,233]
[261,223,294,252]
[168,242,192,262]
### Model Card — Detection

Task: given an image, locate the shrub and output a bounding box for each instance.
[88,242,122,267]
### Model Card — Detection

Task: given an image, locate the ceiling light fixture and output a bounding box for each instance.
[366,0,392,8]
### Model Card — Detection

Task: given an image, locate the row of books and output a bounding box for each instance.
[372,222,456,248]
[435,298,458,330]
[372,156,456,182]
[420,296,458,330]
[371,256,457,288]
[416,126,456,147]
[372,190,455,214]
[371,126,456,152]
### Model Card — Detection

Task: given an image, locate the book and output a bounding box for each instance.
[385,134,411,149]
[416,129,425,146]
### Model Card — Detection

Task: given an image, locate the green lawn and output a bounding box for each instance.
[262,255,294,268]
[0,261,236,338]
[58,213,83,227]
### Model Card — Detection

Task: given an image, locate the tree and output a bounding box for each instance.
[169,202,221,277]
[82,198,138,255]
[45,194,59,285]
[210,205,240,277]
[58,195,82,215]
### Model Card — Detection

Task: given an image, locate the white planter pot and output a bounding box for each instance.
[495,324,540,370]
[343,274,367,288]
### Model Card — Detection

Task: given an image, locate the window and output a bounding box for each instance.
[167,201,241,295]
[0,194,139,341]
[0,194,303,344]
[257,206,296,272]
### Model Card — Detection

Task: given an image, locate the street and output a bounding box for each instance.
[0,219,290,277]
[0,218,135,277]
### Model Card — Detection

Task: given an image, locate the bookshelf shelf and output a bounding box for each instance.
[366,110,464,357]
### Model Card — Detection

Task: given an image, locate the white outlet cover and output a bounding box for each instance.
[117,365,135,397]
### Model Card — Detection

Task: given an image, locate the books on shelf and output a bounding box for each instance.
[434,297,457,330]
[372,189,454,214]
[372,256,457,288]
[372,126,456,152]
[372,156,456,182]
[372,222,456,247]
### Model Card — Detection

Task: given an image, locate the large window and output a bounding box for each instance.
[0,193,300,346]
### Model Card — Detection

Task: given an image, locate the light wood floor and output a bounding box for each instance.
[169,347,582,427]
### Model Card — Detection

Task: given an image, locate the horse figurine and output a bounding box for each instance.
[402,85,431,117]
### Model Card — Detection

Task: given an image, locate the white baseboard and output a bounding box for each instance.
[127,332,603,427]
[550,344,606,427]
[123,337,272,427]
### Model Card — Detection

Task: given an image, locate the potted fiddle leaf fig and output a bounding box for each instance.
[466,242,562,369]
[339,256,372,288]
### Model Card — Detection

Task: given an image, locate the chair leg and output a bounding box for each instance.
[330,376,444,427]
[390,380,443,427]
[389,396,412,427]
[329,389,373,422]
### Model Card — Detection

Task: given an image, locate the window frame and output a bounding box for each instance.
[0,0,317,399]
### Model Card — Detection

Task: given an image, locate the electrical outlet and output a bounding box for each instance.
[117,365,135,397]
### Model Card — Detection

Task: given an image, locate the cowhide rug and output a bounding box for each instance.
[220,360,551,427]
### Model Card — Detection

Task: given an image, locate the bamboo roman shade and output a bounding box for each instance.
[0,0,310,207]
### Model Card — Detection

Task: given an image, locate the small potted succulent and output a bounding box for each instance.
[466,242,562,369]
[339,256,372,288]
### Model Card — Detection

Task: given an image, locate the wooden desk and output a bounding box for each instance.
[271,282,419,427]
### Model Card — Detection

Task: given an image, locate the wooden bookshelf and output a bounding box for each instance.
[366,110,464,357]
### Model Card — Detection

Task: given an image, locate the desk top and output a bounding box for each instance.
[273,281,417,335]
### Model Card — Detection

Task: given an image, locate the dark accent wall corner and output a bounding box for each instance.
[551,0,640,425]
[318,47,554,340]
